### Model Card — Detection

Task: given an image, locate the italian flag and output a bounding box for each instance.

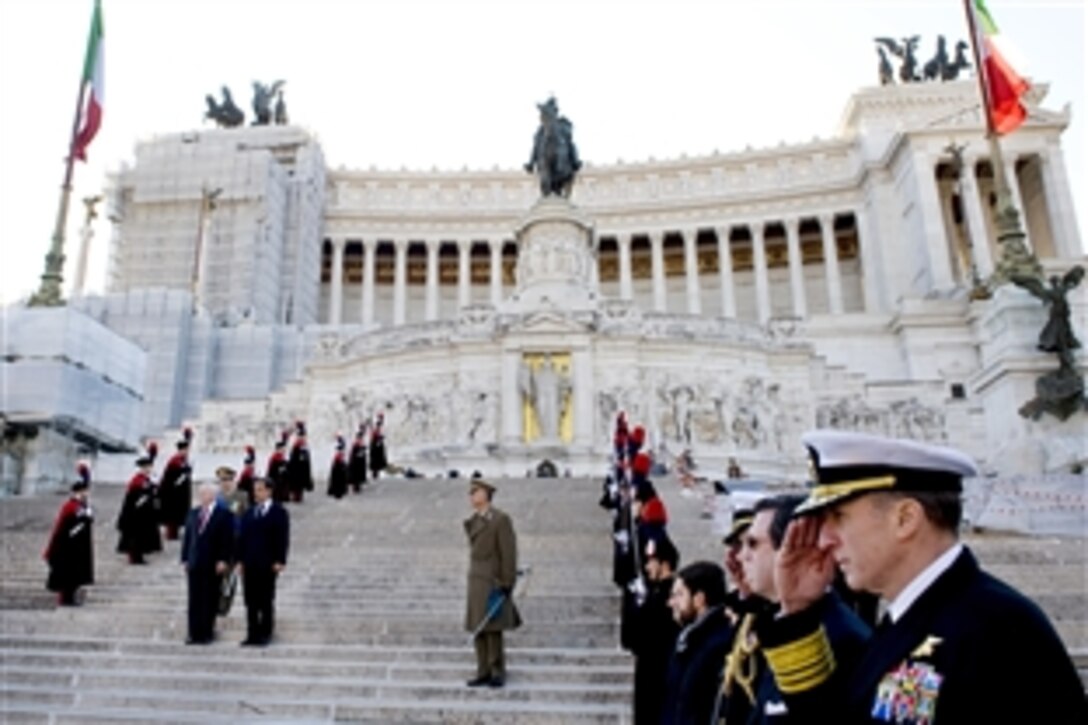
[968,0,1029,136]
[72,0,104,162]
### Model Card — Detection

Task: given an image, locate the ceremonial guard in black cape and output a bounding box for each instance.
[266,431,290,503]
[464,478,521,688]
[159,428,193,540]
[181,481,234,644]
[237,445,257,506]
[621,449,661,651]
[347,424,368,493]
[117,449,162,564]
[759,431,1088,725]
[368,412,388,479]
[238,478,289,646]
[285,421,314,502]
[327,434,348,499]
[630,535,681,725]
[44,463,95,606]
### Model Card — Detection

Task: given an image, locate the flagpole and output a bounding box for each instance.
[961,0,1040,285]
[28,72,89,307]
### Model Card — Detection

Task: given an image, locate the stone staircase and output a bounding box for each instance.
[0,476,632,723]
[1,472,1084,722]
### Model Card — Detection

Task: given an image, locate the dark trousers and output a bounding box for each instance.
[473,631,505,678]
[243,568,278,642]
[186,567,220,642]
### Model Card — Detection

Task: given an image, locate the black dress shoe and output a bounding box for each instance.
[240,638,258,646]
[185,637,209,645]
[488,676,505,688]
[466,675,491,687]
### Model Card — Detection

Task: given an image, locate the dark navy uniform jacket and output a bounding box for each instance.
[761,548,1087,724]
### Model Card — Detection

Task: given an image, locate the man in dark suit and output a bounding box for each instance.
[180,481,234,645]
[464,478,521,688]
[761,430,1088,724]
[237,477,289,646]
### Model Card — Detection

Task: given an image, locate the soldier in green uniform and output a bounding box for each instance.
[463,478,521,688]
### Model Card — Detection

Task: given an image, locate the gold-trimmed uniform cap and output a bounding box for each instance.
[469,479,496,495]
[722,508,755,546]
[794,430,979,516]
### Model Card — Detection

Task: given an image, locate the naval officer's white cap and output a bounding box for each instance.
[794,430,979,516]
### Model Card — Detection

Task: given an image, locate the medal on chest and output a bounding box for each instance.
[870,636,944,725]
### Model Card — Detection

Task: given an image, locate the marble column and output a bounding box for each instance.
[361,239,376,327]
[424,239,440,321]
[457,240,471,308]
[751,222,771,324]
[392,239,407,326]
[328,237,345,325]
[819,214,844,315]
[784,218,807,318]
[489,239,503,307]
[617,233,634,301]
[650,231,666,312]
[915,153,955,290]
[854,208,883,313]
[1040,145,1084,258]
[715,226,737,319]
[960,160,994,277]
[682,229,702,315]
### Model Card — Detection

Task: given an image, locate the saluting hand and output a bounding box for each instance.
[775,516,835,615]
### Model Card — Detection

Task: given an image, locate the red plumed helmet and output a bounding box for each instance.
[631,426,646,445]
[76,461,92,487]
[146,441,159,461]
[244,445,255,463]
[632,451,652,476]
[641,497,668,525]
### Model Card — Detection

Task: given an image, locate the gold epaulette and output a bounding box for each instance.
[722,613,759,704]
[762,626,836,694]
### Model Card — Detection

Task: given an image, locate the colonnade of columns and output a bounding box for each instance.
[323,213,859,327]
[611,215,851,324]
[325,238,508,326]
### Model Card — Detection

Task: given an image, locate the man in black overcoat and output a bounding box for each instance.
[180,481,234,644]
[661,561,735,725]
[237,478,289,645]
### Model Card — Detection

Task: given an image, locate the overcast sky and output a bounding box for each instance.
[0,0,1083,304]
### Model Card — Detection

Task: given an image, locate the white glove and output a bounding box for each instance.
[628,576,648,605]
[613,530,630,549]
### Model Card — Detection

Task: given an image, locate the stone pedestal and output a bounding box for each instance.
[969,285,1087,474]
[505,197,597,314]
